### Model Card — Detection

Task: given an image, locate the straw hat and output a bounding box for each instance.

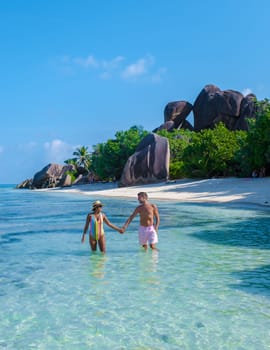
[92,200,104,210]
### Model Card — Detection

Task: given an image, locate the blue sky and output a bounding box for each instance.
[1,0,270,183]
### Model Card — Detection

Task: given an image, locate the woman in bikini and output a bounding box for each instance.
[81,200,123,253]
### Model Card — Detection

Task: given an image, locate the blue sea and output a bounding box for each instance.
[1,184,270,349]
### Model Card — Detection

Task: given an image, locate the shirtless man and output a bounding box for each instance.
[122,192,160,250]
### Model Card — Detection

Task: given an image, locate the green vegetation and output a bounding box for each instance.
[238,99,270,176]
[183,124,246,178]
[157,129,191,179]
[90,126,148,181]
[72,146,91,170]
[64,100,270,182]
[64,146,92,180]
[158,124,247,178]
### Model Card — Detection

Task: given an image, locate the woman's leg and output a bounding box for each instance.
[98,235,106,254]
[89,235,97,251]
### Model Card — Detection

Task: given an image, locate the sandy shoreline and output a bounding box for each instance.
[44,177,270,208]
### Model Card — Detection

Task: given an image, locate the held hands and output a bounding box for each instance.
[118,227,125,234]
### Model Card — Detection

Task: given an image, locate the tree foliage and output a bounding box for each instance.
[239,99,270,175]
[72,146,91,170]
[182,123,247,178]
[90,126,148,181]
[157,129,192,178]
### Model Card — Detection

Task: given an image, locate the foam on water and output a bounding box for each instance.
[1,185,270,349]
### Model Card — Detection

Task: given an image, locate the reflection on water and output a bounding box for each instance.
[88,254,107,279]
[137,250,160,288]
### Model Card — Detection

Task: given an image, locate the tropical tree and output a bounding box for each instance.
[64,158,77,166]
[72,146,91,171]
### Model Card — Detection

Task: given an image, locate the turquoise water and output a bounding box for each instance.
[1,185,270,349]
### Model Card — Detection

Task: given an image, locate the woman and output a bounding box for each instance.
[81,200,123,253]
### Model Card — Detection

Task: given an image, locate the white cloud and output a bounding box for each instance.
[44,139,75,164]
[73,55,98,68]
[121,55,154,79]
[0,145,4,154]
[63,54,125,71]
[101,56,125,70]
[58,53,165,82]
[242,88,253,96]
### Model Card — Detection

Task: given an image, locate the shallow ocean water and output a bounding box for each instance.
[1,185,270,349]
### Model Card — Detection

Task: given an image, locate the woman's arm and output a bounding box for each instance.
[81,214,91,243]
[103,214,123,233]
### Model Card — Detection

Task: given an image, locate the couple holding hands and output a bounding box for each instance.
[81,192,160,253]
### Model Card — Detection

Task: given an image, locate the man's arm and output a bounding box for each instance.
[153,205,160,232]
[122,208,139,231]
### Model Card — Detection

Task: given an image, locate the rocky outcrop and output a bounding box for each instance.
[193,84,256,131]
[153,120,175,132]
[153,84,257,133]
[72,174,92,185]
[31,163,74,189]
[57,173,72,187]
[235,93,257,130]
[16,163,75,189]
[119,133,170,187]
[153,101,193,132]
[16,179,33,189]
[164,101,193,128]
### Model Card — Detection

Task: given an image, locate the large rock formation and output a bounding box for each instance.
[193,84,256,131]
[17,163,75,189]
[153,101,193,132]
[164,101,193,128]
[153,84,257,133]
[119,133,170,187]
[31,163,74,189]
[236,93,257,130]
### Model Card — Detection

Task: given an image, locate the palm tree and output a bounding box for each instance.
[73,146,91,170]
[64,158,77,166]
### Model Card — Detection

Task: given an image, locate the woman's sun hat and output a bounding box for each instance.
[92,200,104,210]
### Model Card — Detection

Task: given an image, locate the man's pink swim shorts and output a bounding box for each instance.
[138,225,158,245]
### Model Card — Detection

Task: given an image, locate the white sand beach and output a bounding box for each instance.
[49,177,270,208]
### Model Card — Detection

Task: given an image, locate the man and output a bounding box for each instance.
[122,192,160,250]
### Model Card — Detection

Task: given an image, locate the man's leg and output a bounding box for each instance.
[139,226,148,250]
[149,227,158,250]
